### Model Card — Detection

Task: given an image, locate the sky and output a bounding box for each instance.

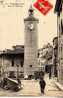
[0,0,57,50]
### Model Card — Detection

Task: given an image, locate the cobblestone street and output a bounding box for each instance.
[0,74,63,97]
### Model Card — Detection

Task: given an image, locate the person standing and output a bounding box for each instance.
[39,72,46,94]
[17,78,21,89]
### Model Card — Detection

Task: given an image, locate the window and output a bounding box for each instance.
[12,60,14,67]
[59,24,60,32]
[20,61,23,67]
[29,65,32,67]
[61,19,63,34]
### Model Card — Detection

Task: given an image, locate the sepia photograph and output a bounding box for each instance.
[0,0,63,97]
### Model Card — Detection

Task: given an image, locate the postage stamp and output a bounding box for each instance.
[33,0,53,15]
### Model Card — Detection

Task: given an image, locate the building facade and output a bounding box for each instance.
[38,43,53,74]
[24,6,39,76]
[54,0,63,84]
[53,37,58,77]
[0,45,24,78]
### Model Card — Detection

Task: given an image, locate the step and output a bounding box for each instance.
[55,82,63,91]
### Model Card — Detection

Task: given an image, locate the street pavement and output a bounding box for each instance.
[0,74,63,96]
[44,74,63,97]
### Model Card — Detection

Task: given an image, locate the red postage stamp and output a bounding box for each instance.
[33,0,53,15]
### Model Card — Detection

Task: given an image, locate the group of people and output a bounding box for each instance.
[0,72,46,94]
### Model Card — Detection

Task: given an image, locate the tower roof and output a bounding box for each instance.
[24,5,39,22]
[28,5,34,16]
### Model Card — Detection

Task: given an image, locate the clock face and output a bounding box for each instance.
[28,23,34,30]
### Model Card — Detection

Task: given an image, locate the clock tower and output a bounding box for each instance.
[24,5,39,77]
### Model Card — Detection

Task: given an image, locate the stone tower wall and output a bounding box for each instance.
[24,21,38,76]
